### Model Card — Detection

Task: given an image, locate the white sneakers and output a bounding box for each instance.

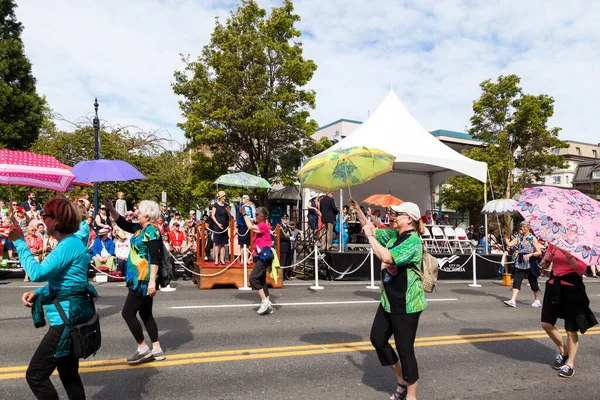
[503,299,516,307]
[503,299,541,308]
[257,300,273,315]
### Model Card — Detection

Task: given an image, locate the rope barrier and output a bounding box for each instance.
[279,249,316,270]
[172,253,242,277]
[475,253,515,265]
[205,226,229,235]
[90,263,125,280]
[317,250,371,276]
[235,228,250,237]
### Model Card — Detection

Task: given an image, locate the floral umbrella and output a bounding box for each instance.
[214,172,271,189]
[517,186,600,265]
[297,147,395,193]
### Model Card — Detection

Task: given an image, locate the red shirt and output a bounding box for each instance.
[25,234,43,254]
[421,215,433,224]
[169,230,184,247]
[545,244,587,286]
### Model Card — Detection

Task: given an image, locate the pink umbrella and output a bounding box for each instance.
[0,149,75,192]
[518,186,600,265]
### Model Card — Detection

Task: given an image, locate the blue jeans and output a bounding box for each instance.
[308,214,318,231]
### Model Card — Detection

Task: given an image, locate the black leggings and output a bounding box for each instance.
[250,257,271,297]
[370,305,421,383]
[26,325,85,400]
[121,289,159,344]
[512,268,539,292]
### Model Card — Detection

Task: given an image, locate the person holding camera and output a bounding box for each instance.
[9,197,96,399]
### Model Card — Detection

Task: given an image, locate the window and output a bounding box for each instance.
[565,175,569,185]
[593,170,600,180]
[593,150,598,158]
[552,148,560,155]
[576,147,581,156]
[553,176,561,185]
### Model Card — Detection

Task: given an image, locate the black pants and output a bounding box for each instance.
[121,289,159,344]
[280,250,291,279]
[370,305,421,383]
[512,268,540,292]
[250,257,271,297]
[26,325,85,400]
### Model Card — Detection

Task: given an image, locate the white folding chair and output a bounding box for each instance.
[421,227,436,253]
[431,226,451,253]
[454,227,474,253]
[444,226,463,254]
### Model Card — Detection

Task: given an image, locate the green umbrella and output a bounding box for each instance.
[297,146,395,192]
[214,172,271,189]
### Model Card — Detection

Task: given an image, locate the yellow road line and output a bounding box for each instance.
[1,328,599,380]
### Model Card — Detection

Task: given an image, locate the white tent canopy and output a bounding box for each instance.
[309,90,488,214]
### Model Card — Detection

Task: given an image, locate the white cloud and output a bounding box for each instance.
[14,0,600,148]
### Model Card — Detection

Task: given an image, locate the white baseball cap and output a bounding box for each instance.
[390,202,421,221]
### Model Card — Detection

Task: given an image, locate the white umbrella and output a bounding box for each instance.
[481,199,518,215]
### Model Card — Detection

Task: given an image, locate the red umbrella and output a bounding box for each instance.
[0,149,75,192]
[362,194,403,208]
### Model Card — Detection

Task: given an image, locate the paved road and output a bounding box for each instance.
[1,277,600,399]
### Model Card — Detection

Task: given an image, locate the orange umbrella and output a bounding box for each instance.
[362,194,403,208]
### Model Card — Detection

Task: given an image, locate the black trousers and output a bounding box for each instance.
[280,250,291,279]
[121,289,159,344]
[250,257,271,297]
[512,268,540,292]
[26,325,86,400]
[370,305,421,383]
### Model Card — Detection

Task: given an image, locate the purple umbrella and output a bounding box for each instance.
[70,159,145,183]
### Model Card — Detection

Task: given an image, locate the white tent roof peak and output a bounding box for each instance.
[325,90,487,184]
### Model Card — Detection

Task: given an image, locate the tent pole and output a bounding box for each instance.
[484,182,488,255]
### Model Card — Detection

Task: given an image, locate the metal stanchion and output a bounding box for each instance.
[366,248,379,289]
[468,252,481,287]
[310,243,324,290]
[239,244,251,291]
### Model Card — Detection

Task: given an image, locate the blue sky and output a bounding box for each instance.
[15,0,600,147]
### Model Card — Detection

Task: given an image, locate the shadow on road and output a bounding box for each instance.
[86,364,160,400]
[299,331,391,395]
[452,288,511,303]
[458,327,555,365]
[154,316,195,351]
[351,290,380,300]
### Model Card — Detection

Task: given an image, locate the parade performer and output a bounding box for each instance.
[104,197,166,364]
[349,198,426,400]
[10,197,96,399]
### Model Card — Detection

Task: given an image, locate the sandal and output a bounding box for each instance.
[391,383,407,400]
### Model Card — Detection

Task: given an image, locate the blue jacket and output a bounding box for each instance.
[15,233,91,327]
[91,237,115,257]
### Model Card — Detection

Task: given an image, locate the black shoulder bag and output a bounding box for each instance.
[53,296,102,359]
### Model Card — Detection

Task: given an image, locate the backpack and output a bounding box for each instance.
[157,242,174,288]
[413,253,438,293]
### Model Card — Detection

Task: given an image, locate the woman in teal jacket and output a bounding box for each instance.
[9,197,95,400]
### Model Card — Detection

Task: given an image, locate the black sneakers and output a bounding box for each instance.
[558,365,574,378]
[553,353,568,370]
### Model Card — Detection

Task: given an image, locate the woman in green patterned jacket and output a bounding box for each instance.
[349,198,426,400]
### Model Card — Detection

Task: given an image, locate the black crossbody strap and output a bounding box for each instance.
[52,298,73,328]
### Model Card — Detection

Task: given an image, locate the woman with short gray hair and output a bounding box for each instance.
[104,197,166,364]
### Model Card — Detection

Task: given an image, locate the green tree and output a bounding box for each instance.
[0,0,46,150]
[442,75,567,214]
[173,0,318,202]
[0,124,194,212]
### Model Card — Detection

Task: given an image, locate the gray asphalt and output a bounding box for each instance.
[1,276,600,399]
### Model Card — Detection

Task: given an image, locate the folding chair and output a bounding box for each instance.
[421,226,437,253]
[443,226,463,254]
[454,227,474,253]
[431,226,451,253]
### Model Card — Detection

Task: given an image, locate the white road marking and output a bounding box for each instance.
[171,298,458,309]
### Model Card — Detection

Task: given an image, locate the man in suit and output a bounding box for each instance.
[279,214,292,280]
[319,192,339,251]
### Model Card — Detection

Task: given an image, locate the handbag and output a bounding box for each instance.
[256,246,274,262]
[52,296,101,359]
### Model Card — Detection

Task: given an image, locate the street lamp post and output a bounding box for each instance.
[93,98,100,216]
